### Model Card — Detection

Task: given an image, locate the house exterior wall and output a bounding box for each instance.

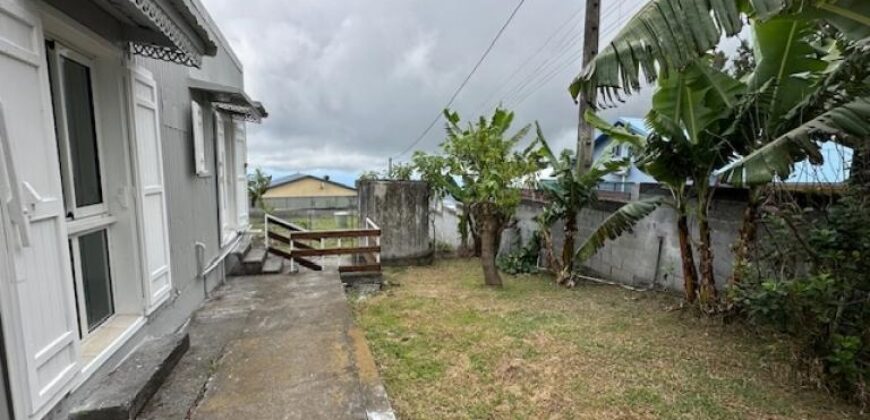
[0,1,254,418]
[264,178,357,198]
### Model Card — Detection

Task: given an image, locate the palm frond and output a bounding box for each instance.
[568,0,868,106]
[721,96,870,185]
[575,196,669,262]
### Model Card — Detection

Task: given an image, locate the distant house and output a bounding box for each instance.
[592,117,656,194]
[263,173,357,211]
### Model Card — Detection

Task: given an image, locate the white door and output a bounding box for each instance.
[234,121,248,228]
[128,67,172,313]
[215,112,229,243]
[0,1,81,418]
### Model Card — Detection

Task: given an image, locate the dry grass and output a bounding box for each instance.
[352,259,862,419]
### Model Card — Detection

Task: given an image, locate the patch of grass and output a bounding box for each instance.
[352,259,862,419]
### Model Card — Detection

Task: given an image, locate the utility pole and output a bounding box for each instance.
[388,157,393,175]
[576,0,601,174]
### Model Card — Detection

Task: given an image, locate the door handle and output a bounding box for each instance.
[0,102,31,248]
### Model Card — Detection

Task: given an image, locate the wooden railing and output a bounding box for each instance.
[264,214,382,274]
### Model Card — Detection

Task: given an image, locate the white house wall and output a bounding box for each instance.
[9,6,252,420]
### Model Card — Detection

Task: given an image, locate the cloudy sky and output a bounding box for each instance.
[202,0,651,186]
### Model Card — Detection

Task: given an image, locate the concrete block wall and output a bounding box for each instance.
[505,187,748,293]
[358,180,433,265]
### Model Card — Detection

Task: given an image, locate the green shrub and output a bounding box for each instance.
[497,233,541,275]
[733,191,870,402]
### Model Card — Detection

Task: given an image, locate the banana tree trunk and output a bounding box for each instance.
[730,187,760,288]
[677,213,698,303]
[698,213,718,305]
[480,209,503,287]
[559,213,577,285]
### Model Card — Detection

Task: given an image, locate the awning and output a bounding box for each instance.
[90,0,217,67]
[189,78,268,123]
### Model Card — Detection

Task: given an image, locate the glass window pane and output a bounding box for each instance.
[61,57,103,208]
[78,230,114,331]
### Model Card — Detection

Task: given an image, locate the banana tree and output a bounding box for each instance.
[535,120,639,286]
[412,108,540,287]
[571,0,869,302]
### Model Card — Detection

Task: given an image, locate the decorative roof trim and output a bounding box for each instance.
[127,0,212,67]
[189,78,267,123]
[214,103,261,123]
[130,42,201,67]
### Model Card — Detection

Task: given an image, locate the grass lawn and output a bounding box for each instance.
[352,259,860,419]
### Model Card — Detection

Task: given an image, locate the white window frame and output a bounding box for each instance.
[46,43,109,221]
[46,40,118,339]
[68,226,115,337]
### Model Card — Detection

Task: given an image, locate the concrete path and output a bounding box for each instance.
[139,271,394,420]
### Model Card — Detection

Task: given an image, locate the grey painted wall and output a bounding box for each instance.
[504,188,747,293]
[358,181,433,265]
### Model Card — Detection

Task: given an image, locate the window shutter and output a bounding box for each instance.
[0,1,81,417]
[128,66,172,312]
[191,100,207,176]
[234,121,248,228]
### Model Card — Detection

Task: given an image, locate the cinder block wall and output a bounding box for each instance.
[358,180,433,265]
[504,186,748,293]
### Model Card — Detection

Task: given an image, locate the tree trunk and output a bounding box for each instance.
[850,142,870,196]
[698,214,718,306]
[676,214,698,303]
[540,226,561,274]
[559,213,577,285]
[480,213,503,287]
[730,187,760,288]
[458,209,470,253]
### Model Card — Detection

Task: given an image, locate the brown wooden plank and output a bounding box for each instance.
[267,231,314,250]
[290,229,380,240]
[291,245,380,258]
[295,256,323,271]
[267,217,303,231]
[267,247,323,271]
[338,264,382,273]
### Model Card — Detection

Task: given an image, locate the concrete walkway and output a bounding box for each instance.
[139,271,394,420]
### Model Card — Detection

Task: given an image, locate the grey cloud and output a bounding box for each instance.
[203,0,650,175]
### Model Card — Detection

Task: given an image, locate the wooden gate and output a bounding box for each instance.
[264,214,382,274]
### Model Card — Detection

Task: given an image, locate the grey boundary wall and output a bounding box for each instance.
[500,184,749,293]
[357,180,433,266]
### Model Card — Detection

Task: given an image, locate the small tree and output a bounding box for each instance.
[387,162,414,181]
[413,108,540,287]
[535,121,640,286]
[247,167,271,209]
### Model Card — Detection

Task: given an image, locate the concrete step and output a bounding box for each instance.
[261,255,284,274]
[228,235,254,276]
[241,247,268,274]
[70,332,189,420]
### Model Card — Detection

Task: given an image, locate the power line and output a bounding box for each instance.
[472,4,585,115]
[481,0,630,113]
[394,0,527,158]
